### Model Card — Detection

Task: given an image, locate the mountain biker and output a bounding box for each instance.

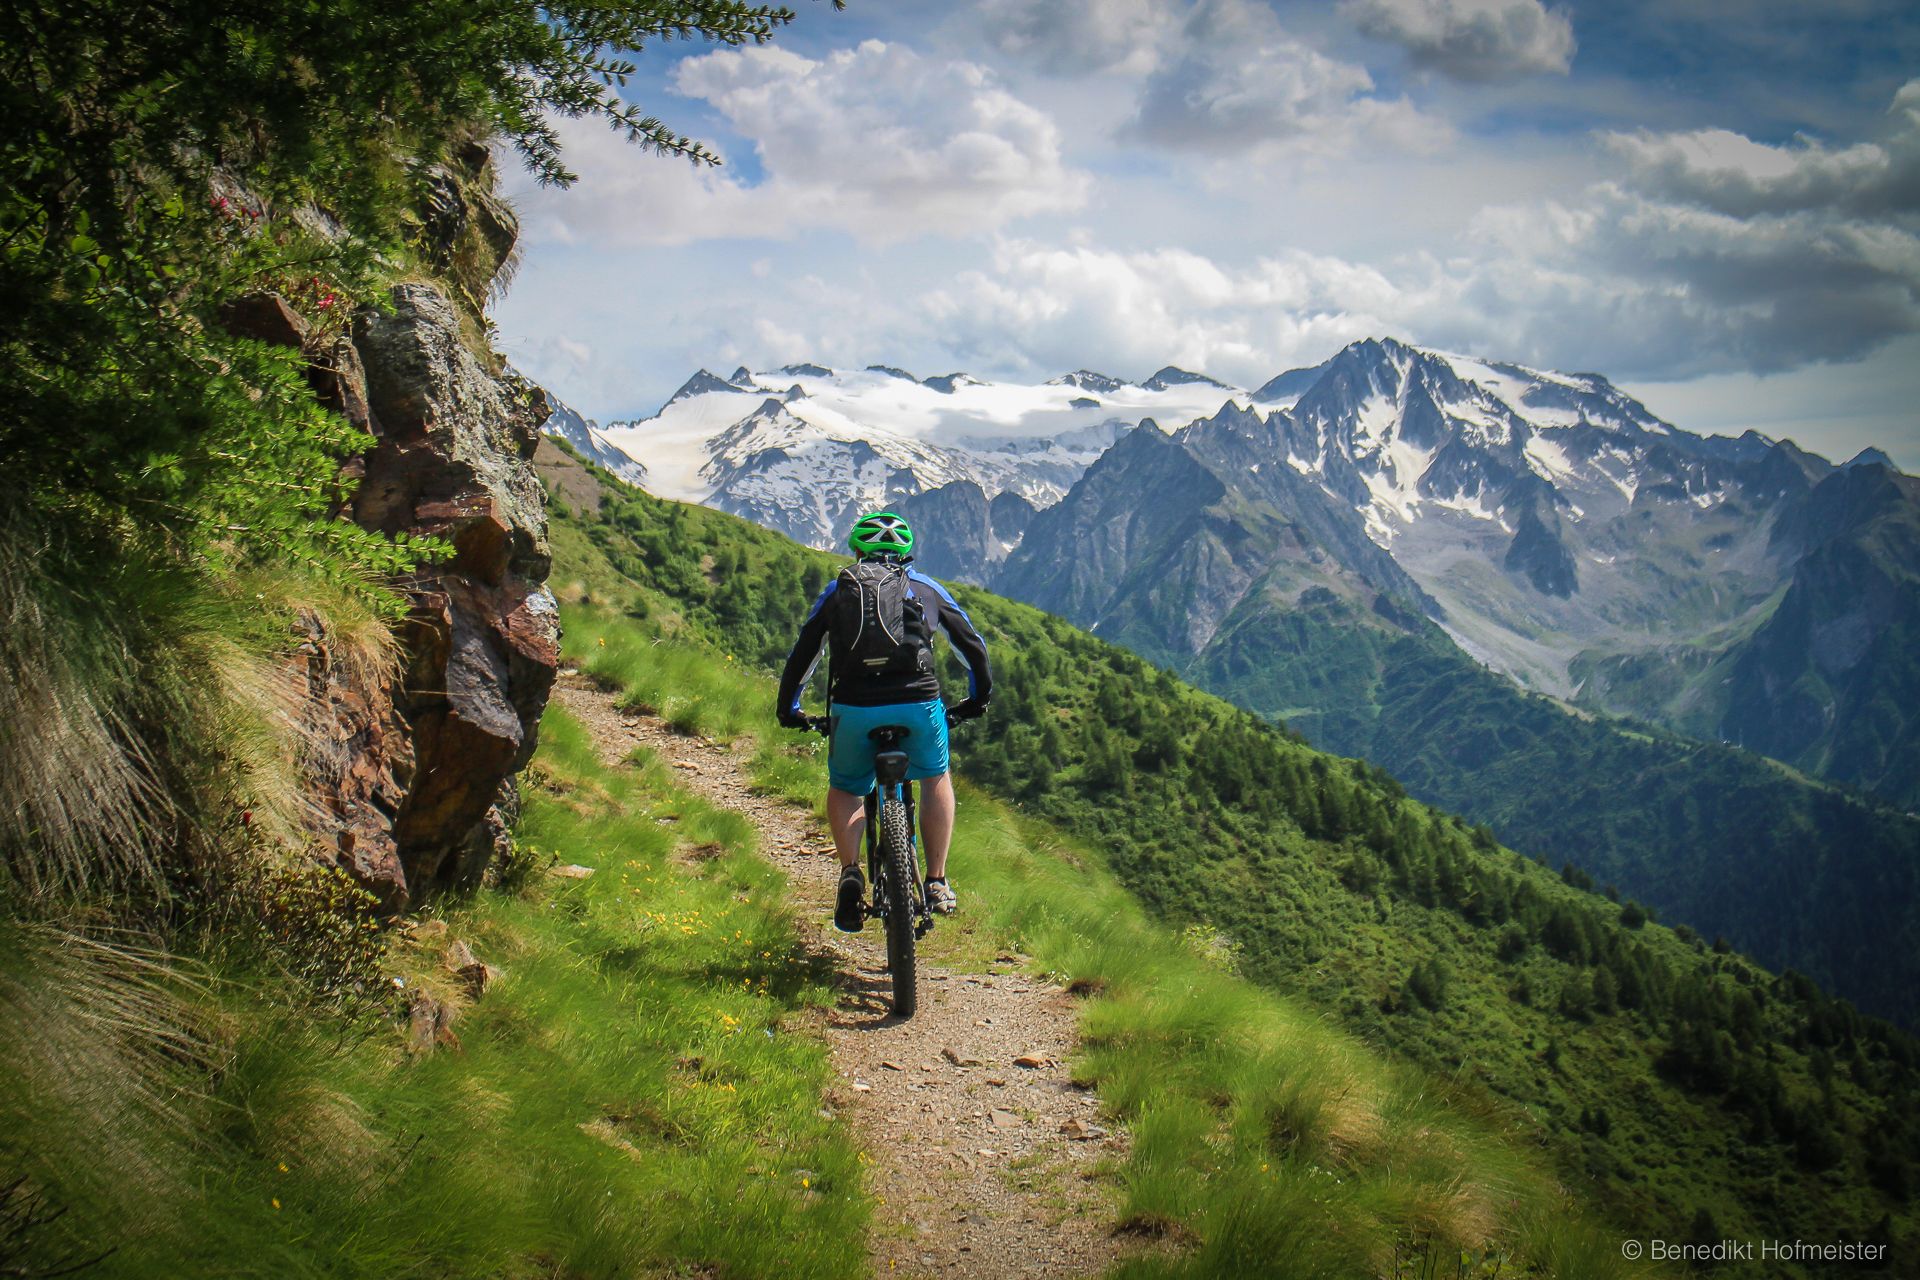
[776,511,991,932]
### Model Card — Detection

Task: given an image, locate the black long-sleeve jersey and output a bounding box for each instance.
[776,565,992,714]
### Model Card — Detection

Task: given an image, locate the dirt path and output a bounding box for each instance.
[553,675,1130,1279]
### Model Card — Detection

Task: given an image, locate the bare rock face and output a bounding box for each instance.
[340,282,558,902]
[290,610,414,908]
[262,139,559,908]
[293,274,557,908]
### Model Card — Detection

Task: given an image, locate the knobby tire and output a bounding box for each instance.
[880,795,918,1018]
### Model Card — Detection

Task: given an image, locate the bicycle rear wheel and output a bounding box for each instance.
[879,794,919,1018]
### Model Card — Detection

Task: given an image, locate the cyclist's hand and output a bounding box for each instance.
[777,708,810,730]
[945,698,987,726]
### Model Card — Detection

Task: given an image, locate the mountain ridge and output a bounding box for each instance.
[575,342,1919,814]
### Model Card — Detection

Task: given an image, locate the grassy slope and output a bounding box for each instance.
[544,442,1919,1277]
[558,553,1636,1280]
[1,709,864,1278]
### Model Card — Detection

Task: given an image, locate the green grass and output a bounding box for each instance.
[539,449,1920,1275]
[0,707,866,1279]
[567,597,1647,1279]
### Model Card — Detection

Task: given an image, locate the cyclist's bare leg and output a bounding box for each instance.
[919,771,955,880]
[827,787,865,868]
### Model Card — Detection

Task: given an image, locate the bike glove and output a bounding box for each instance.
[777,708,810,730]
[946,698,988,723]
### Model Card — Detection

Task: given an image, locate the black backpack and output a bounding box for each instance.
[832,558,934,679]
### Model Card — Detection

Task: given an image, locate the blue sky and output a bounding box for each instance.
[493,0,1920,468]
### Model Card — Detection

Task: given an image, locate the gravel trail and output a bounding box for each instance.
[553,674,1131,1279]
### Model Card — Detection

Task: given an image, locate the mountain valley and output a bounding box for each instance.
[552,343,1920,1023]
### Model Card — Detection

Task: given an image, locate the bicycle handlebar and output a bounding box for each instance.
[787,707,979,735]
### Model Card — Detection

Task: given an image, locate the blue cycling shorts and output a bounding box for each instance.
[827,700,950,796]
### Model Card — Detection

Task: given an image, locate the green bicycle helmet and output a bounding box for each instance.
[849,511,914,558]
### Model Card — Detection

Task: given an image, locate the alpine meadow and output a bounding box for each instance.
[5,2,1919,1279]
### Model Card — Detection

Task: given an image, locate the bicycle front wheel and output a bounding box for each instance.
[879,794,919,1018]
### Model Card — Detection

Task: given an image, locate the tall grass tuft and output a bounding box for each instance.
[0,919,211,1239]
[1,708,867,1277]
[0,521,173,898]
[0,511,402,905]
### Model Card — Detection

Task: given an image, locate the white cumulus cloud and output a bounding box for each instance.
[923,239,1415,383]
[914,84,1920,385]
[1603,80,1920,217]
[975,0,1176,75]
[1345,0,1575,81]
[508,40,1088,247]
[1127,0,1449,157]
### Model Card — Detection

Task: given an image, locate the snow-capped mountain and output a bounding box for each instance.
[553,337,1916,806]
[1184,337,1813,695]
[998,336,1918,807]
[595,362,1259,559]
[539,395,648,486]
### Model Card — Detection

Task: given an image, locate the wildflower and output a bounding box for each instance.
[271,1198,281,1210]
[278,1162,289,1173]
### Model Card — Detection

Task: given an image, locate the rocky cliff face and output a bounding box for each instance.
[1719,461,1920,804]
[277,150,559,909]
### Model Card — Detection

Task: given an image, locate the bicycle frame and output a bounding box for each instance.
[864,730,934,939]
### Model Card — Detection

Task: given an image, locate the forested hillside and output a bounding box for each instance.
[544,440,1919,1274]
[1191,582,1920,1030]
[996,410,1920,1029]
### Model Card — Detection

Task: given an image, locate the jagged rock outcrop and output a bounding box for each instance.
[287,151,558,909]
[894,481,994,582]
[1502,476,1579,597]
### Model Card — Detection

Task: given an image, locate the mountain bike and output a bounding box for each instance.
[803,715,957,1019]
